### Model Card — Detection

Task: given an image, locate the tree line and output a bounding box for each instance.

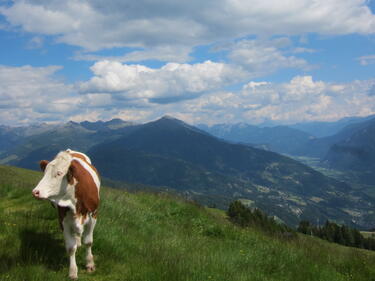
[297,220,375,251]
[227,200,375,250]
[227,200,296,239]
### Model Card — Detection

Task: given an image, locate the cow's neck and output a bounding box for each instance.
[49,184,77,213]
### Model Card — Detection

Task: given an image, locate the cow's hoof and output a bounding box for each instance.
[69,267,78,279]
[86,265,96,273]
[69,274,78,280]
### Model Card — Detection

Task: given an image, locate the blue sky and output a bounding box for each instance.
[0,0,375,126]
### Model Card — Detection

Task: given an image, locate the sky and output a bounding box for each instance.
[0,0,375,126]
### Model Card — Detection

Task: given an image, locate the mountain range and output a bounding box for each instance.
[1,115,374,228]
[199,116,375,172]
[290,115,375,138]
[197,123,314,154]
[199,116,375,201]
[322,117,375,187]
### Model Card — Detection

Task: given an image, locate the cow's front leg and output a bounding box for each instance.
[82,216,97,272]
[63,221,79,279]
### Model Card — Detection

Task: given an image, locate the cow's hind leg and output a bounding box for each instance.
[83,215,97,272]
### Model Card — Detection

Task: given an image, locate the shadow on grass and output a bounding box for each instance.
[19,229,66,270]
[0,228,66,274]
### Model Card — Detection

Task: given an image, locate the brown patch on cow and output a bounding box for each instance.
[92,210,98,219]
[81,213,87,224]
[67,167,75,185]
[70,153,87,162]
[57,206,70,230]
[70,152,100,178]
[39,160,49,172]
[69,160,99,217]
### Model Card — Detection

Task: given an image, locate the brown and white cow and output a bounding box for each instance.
[32,149,100,279]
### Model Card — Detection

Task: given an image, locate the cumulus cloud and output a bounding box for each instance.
[0,65,80,125]
[153,76,375,125]
[2,63,374,127]
[232,76,375,124]
[0,64,148,125]
[75,76,375,126]
[228,39,311,76]
[368,84,375,96]
[1,0,374,54]
[78,60,247,102]
[0,65,64,103]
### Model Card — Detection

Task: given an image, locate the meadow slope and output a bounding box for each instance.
[0,165,375,281]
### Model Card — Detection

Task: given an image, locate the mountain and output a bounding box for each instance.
[0,119,138,170]
[79,118,135,131]
[2,165,375,281]
[290,115,375,138]
[323,118,375,183]
[198,123,314,154]
[88,116,374,228]
[282,117,375,199]
[0,123,62,156]
[197,115,375,159]
[0,125,24,155]
[269,116,375,158]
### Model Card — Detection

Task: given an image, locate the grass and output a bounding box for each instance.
[361,232,375,239]
[1,165,375,281]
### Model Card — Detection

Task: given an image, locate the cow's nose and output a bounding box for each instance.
[32,189,40,198]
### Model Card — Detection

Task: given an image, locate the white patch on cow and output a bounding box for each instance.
[66,149,92,164]
[52,188,77,211]
[61,209,97,278]
[33,151,73,200]
[62,211,83,279]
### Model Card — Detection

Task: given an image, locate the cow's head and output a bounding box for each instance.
[32,151,73,200]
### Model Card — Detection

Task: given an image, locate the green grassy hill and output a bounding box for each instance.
[1,165,375,281]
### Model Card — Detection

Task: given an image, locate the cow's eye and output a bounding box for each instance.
[56,171,63,177]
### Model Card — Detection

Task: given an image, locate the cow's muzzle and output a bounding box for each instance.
[32,189,42,200]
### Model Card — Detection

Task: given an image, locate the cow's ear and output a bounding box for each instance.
[67,163,75,185]
[39,160,49,172]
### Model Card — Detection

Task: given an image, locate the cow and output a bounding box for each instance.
[32,149,100,279]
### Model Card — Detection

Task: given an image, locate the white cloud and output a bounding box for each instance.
[282,76,326,101]
[0,65,79,125]
[368,84,375,96]
[0,64,155,125]
[292,47,317,54]
[237,76,375,124]
[157,76,375,125]
[0,65,65,102]
[357,54,375,65]
[26,36,44,49]
[1,0,374,54]
[2,63,374,127]
[228,39,311,76]
[74,46,192,63]
[78,60,247,101]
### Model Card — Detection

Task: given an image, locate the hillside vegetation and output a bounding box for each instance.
[1,165,375,281]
